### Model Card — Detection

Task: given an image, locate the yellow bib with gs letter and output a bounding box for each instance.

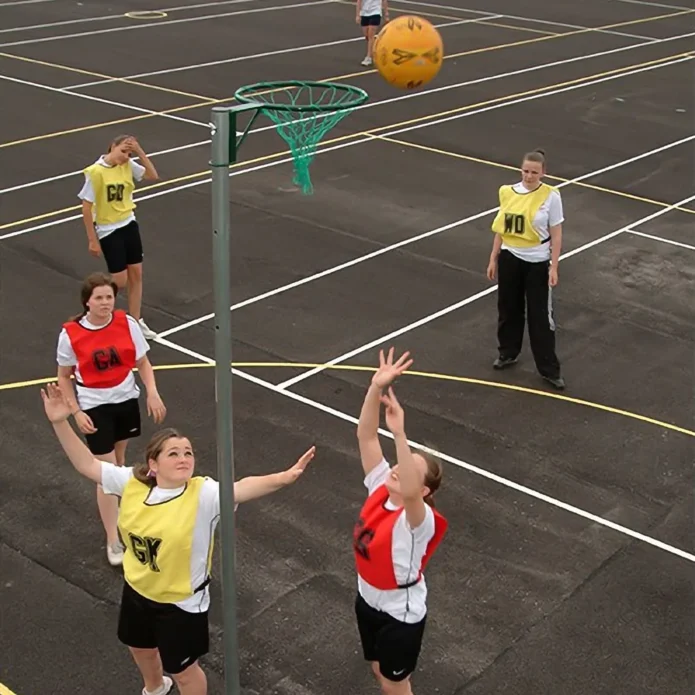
[84,161,136,226]
[118,476,206,604]
[491,183,556,248]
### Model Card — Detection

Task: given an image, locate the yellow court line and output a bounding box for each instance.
[0,7,691,151]
[385,3,561,34]
[0,51,214,101]
[0,683,18,695]
[3,362,693,438]
[373,134,695,215]
[1,50,691,232]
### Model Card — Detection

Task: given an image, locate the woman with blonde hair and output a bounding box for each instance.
[41,382,316,695]
[487,148,565,390]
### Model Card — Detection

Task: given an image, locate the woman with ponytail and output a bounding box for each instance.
[353,347,447,695]
[41,384,316,695]
[56,271,166,566]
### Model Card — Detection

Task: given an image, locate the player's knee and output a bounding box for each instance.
[171,660,205,687]
[380,675,411,695]
[111,270,128,289]
[127,263,143,283]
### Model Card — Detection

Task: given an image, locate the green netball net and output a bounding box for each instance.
[234,80,369,194]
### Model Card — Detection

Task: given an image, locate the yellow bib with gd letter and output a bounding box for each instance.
[491,183,556,248]
[119,476,205,604]
[84,161,136,226]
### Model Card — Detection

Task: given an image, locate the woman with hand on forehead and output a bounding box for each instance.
[79,134,158,339]
[487,148,565,390]
[354,347,448,695]
[41,381,316,695]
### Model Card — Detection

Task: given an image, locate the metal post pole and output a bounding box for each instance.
[210,106,241,695]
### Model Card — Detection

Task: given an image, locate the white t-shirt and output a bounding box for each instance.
[357,460,436,624]
[78,156,146,239]
[56,314,149,411]
[359,0,382,15]
[502,182,564,263]
[101,463,230,613]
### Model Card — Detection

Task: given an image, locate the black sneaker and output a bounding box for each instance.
[493,356,518,370]
[542,374,565,390]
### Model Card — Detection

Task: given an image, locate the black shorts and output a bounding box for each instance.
[99,219,143,274]
[361,14,381,26]
[355,593,427,682]
[118,580,209,675]
[83,397,141,456]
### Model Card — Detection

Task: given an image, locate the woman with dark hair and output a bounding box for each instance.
[487,148,565,390]
[41,382,316,695]
[79,134,158,339]
[56,271,166,565]
[354,347,448,695]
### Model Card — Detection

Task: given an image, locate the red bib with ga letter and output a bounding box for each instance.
[353,483,448,590]
[63,310,136,388]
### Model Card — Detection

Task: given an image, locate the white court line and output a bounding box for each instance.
[0,74,212,129]
[0,139,212,195]
[627,228,695,250]
[4,28,693,198]
[2,53,692,242]
[156,132,695,339]
[277,192,695,389]
[0,0,55,5]
[613,0,692,10]
[150,336,695,564]
[386,0,662,40]
[0,0,263,34]
[0,0,334,47]
[64,17,483,90]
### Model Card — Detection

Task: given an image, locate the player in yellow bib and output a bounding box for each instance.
[487,149,565,390]
[41,382,316,695]
[79,135,159,340]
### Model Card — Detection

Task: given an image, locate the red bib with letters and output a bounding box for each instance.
[353,483,448,590]
[63,310,136,388]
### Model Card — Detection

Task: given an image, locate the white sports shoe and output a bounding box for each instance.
[138,318,157,340]
[107,542,124,566]
[361,56,373,66]
[143,676,174,695]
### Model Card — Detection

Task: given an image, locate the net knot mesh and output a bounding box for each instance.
[235,81,369,195]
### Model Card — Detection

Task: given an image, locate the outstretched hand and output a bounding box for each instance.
[41,383,72,424]
[372,347,413,389]
[380,387,405,436]
[284,445,316,484]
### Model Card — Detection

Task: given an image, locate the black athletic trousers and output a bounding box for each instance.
[497,249,561,379]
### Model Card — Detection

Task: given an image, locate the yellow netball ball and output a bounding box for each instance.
[374,15,444,90]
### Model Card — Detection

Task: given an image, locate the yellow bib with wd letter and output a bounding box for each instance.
[491,183,556,248]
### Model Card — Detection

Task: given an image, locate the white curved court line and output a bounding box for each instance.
[151,336,695,564]
[0,0,334,47]
[0,0,264,34]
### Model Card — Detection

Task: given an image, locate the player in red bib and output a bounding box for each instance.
[56,272,167,566]
[354,347,447,694]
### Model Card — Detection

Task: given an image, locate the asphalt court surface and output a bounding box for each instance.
[0,0,693,694]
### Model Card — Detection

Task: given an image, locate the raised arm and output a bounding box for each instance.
[380,387,426,529]
[233,446,315,504]
[41,383,103,485]
[357,347,413,476]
